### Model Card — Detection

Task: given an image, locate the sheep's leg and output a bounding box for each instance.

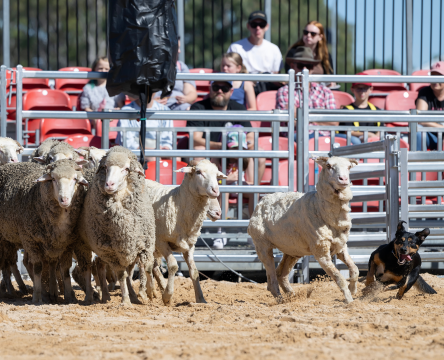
[337,248,359,296]
[97,259,111,303]
[117,270,131,306]
[2,267,15,296]
[316,254,353,304]
[59,252,76,303]
[11,264,27,296]
[153,252,167,293]
[126,267,142,305]
[56,263,65,295]
[138,262,148,303]
[276,254,300,294]
[32,262,43,305]
[48,261,58,303]
[138,250,155,301]
[183,247,207,304]
[157,242,177,306]
[256,244,281,301]
[83,266,94,305]
[106,265,117,291]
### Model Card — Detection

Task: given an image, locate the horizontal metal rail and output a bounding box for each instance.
[309,114,444,122]
[309,75,444,83]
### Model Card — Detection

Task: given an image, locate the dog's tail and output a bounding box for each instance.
[414,275,437,294]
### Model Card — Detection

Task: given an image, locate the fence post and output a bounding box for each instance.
[271,111,279,186]
[385,135,399,243]
[302,69,310,193]
[15,65,23,156]
[400,148,409,228]
[406,0,413,75]
[2,0,10,67]
[264,0,271,42]
[1,65,7,137]
[101,120,110,149]
[288,69,295,192]
[177,0,185,63]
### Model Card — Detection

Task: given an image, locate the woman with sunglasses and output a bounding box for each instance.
[221,52,257,110]
[285,21,335,87]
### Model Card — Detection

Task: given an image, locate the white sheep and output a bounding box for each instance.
[32,140,80,164]
[0,160,89,303]
[248,156,359,304]
[0,137,24,164]
[75,146,107,169]
[144,159,227,305]
[78,146,156,305]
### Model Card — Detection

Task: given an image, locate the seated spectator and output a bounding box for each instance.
[79,56,125,129]
[116,95,173,162]
[154,36,197,110]
[338,74,381,145]
[276,47,337,141]
[227,10,282,95]
[285,21,336,88]
[416,61,444,151]
[180,80,265,184]
[221,52,257,110]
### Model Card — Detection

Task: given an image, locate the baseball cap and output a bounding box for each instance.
[351,73,372,88]
[248,10,267,24]
[227,126,248,150]
[430,61,444,76]
[210,80,233,87]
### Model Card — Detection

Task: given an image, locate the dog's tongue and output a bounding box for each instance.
[400,254,412,262]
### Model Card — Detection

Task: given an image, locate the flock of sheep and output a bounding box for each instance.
[0,136,360,305]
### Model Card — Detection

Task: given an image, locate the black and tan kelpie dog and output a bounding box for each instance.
[365,221,437,299]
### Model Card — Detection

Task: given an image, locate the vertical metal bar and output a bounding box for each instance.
[192,0,195,68]
[385,136,399,243]
[272,117,279,186]
[237,130,243,220]
[382,0,385,68]
[288,70,295,192]
[400,148,409,227]
[86,0,89,67]
[221,131,227,219]
[95,0,98,58]
[37,0,40,68]
[66,0,69,66]
[46,0,49,69]
[1,66,7,137]
[406,0,413,75]
[189,130,194,162]
[16,65,23,151]
[76,0,79,66]
[410,110,417,151]
[17,0,20,65]
[101,120,109,149]
[156,131,160,183]
[296,106,303,192]
[253,131,259,208]
[391,0,394,70]
[372,0,376,69]
[177,0,185,63]
[172,132,177,184]
[56,0,59,69]
[302,68,309,193]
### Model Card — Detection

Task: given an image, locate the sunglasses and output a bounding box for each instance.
[303,29,320,37]
[250,21,267,29]
[211,84,232,93]
[295,62,314,70]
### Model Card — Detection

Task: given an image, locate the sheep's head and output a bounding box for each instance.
[75,146,107,169]
[103,151,144,194]
[0,137,23,164]
[175,159,227,199]
[35,159,88,208]
[34,142,79,164]
[207,197,222,221]
[314,156,358,192]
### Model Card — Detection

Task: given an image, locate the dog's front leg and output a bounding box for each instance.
[396,267,420,300]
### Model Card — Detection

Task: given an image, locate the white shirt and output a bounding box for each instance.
[116,101,173,150]
[227,38,283,74]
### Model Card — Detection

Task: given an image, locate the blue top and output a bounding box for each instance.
[231,81,246,106]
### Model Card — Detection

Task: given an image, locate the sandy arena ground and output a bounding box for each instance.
[0,274,443,360]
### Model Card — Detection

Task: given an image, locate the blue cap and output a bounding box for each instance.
[210,80,233,87]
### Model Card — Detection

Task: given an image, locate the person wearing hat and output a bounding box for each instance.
[416,61,444,150]
[276,46,337,141]
[337,73,381,145]
[227,10,282,75]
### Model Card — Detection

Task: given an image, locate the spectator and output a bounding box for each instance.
[183,80,265,183]
[116,95,173,162]
[285,21,336,88]
[416,61,444,151]
[227,10,282,75]
[79,56,125,129]
[276,46,337,141]
[154,36,197,110]
[221,52,257,110]
[338,74,381,145]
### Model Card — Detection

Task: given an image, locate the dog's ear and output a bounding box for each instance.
[396,220,407,235]
[415,228,430,244]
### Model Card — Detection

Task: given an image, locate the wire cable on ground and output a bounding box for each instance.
[198,236,258,284]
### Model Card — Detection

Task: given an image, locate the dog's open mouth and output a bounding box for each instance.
[398,253,412,265]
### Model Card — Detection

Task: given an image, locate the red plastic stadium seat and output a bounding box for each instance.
[256,90,278,111]
[331,91,354,109]
[258,136,296,165]
[56,67,92,110]
[40,119,92,142]
[24,89,72,112]
[308,136,348,151]
[278,160,315,187]
[145,160,188,185]
[361,69,407,92]
[385,91,418,127]
[368,95,387,110]
[409,69,430,92]
[64,134,102,148]
[190,68,213,100]
[96,120,119,142]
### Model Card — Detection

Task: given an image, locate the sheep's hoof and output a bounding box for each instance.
[121,296,132,307]
[275,295,284,304]
[344,295,354,304]
[349,282,358,296]
[138,291,148,303]
[93,290,101,301]
[32,294,43,305]
[162,293,173,306]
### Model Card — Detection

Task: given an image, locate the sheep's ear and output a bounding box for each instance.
[77,175,88,186]
[35,173,52,182]
[174,166,194,173]
[135,169,145,176]
[33,156,47,164]
[75,149,89,158]
[15,140,24,154]
[75,159,89,166]
[314,156,329,167]
[217,171,228,179]
[349,158,358,168]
